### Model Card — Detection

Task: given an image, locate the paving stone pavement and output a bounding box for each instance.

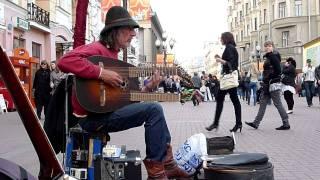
[0,96,319,179]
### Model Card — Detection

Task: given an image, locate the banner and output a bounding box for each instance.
[129,0,151,26]
[166,54,175,65]
[303,38,320,67]
[101,0,121,23]
[156,54,164,64]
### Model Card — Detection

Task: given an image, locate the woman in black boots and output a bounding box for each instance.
[205,32,242,132]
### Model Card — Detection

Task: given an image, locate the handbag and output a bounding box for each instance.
[269,82,282,92]
[220,68,239,90]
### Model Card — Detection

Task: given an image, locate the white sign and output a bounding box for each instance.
[0,3,5,25]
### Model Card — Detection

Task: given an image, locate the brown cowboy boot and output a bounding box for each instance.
[164,144,191,179]
[143,159,168,180]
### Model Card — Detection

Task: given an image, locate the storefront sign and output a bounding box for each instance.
[16,17,29,31]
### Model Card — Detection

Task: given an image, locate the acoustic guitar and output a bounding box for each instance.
[75,56,180,113]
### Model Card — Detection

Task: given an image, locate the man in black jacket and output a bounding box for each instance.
[245,41,290,130]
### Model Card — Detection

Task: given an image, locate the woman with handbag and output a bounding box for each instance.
[205,32,242,132]
[245,41,290,130]
[281,57,297,114]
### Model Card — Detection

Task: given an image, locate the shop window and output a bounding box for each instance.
[32,42,41,60]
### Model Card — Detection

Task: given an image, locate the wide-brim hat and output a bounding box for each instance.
[100,6,139,35]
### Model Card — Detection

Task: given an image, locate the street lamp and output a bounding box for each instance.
[255,45,261,71]
[155,32,175,66]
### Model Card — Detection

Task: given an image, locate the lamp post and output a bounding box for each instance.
[155,32,175,66]
[255,45,261,71]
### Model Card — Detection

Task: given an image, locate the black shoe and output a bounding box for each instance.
[245,122,258,129]
[205,124,218,131]
[230,124,242,133]
[275,125,290,130]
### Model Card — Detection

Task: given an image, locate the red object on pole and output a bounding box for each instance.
[73,0,89,49]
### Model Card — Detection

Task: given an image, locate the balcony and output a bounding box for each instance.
[27,3,50,27]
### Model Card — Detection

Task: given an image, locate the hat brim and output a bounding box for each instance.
[100,19,139,35]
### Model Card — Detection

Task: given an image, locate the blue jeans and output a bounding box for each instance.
[248,82,257,105]
[304,81,315,105]
[79,102,171,162]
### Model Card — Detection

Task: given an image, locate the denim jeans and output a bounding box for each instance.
[304,81,315,105]
[79,102,171,162]
[248,82,257,105]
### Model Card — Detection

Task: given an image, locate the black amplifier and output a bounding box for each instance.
[94,150,142,180]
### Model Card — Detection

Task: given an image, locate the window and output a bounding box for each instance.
[247,24,250,36]
[57,0,71,12]
[295,0,302,16]
[265,35,268,41]
[32,42,41,59]
[241,30,244,41]
[235,17,238,25]
[254,17,257,30]
[272,5,275,20]
[245,3,249,15]
[282,31,289,47]
[13,37,25,49]
[263,9,267,24]
[240,11,243,21]
[253,0,257,8]
[279,2,286,18]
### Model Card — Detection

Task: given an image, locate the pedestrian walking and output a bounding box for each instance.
[191,72,201,90]
[303,59,316,107]
[50,61,65,94]
[33,60,51,119]
[315,64,320,105]
[247,60,259,106]
[245,41,290,130]
[281,57,296,114]
[205,32,242,133]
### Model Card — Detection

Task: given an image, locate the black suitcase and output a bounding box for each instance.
[203,152,274,180]
[206,136,235,155]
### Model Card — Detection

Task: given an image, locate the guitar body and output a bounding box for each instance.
[75,56,140,113]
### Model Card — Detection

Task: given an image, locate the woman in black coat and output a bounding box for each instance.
[205,32,242,132]
[282,57,296,114]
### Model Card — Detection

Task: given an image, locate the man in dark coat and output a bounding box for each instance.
[33,60,51,119]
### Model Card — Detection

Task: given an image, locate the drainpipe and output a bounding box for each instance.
[308,0,311,41]
[268,0,271,39]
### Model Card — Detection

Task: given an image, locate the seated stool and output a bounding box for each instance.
[65,125,110,180]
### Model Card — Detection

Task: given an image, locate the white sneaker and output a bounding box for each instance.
[286,110,293,114]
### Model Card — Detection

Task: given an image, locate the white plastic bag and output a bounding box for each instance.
[174,133,207,175]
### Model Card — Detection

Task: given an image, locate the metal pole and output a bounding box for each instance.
[308,0,311,41]
[123,0,128,62]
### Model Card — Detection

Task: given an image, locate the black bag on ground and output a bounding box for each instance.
[206,136,235,155]
[203,152,274,180]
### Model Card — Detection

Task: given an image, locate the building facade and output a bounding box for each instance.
[228,0,320,71]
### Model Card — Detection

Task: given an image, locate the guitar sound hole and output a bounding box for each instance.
[120,80,128,90]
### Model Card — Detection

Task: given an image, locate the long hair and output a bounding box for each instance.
[221,32,236,46]
[286,57,296,68]
[99,27,120,49]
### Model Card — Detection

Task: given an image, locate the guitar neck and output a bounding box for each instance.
[130,92,180,102]
[128,66,177,77]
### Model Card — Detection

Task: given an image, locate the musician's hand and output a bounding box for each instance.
[99,69,123,87]
[142,70,161,92]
